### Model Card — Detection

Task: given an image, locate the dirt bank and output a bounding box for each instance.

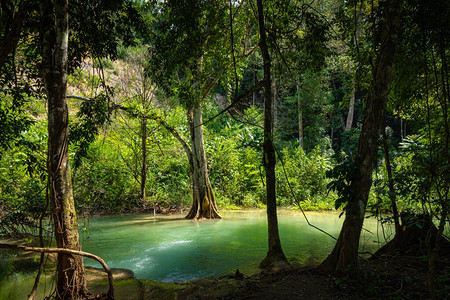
[87,252,449,299]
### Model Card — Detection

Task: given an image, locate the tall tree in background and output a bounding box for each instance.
[257,0,288,269]
[266,0,329,149]
[344,2,363,132]
[149,0,224,219]
[150,0,255,219]
[41,0,88,297]
[116,47,156,203]
[320,0,403,271]
[253,0,328,268]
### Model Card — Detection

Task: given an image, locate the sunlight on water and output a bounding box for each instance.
[79,210,392,282]
[0,209,393,299]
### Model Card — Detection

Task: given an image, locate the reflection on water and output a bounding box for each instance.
[0,209,393,299]
[79,210,392,282]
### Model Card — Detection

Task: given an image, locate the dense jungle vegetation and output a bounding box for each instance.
[0,0,449,299]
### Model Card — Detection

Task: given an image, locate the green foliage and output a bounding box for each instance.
[339,128,360,156]
[298,71,333,151]
[72,142,139,213]
[0,92,37,155]
[278,70,334,151]
[93,58,115,70]
[205,107,265,207]
[146,152,190,206]
[148,0,250,108]
[394,136,448,211]
[264,0,330,73]
[69,93,112,168]
[370,131,450,220]
[68,0,145,71]
[326,155,358,211]
[207,133,264,207]
[72,105,191,211]
[276,146,334,210]
[0,120,47,236]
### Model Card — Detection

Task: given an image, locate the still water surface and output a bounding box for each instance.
[79,210,390,282]
[0,210,392,299]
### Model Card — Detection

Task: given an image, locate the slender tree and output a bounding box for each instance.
[117,48,155,203]
[345,4,363,132]
[257,0,288,269]
[297,83,304,148]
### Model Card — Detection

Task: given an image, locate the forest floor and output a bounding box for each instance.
[87,250,450,299]
[216,254,446,300]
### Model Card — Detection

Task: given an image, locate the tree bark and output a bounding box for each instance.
[253,70,257,106]
[297,84,303,148]
[41,0,88,297]
[185,104,221,219]
[272,76,278,135]
[345,4,361,132]
[257,0,288,269]
[345,86,356,131]
[320,0,403,272]
[382,122,401,232]
[141,118,147,202]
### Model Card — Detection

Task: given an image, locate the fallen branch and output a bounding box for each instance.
[0,243,114,300]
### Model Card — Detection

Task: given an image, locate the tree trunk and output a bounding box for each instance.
[428,29,450,300]
[257,0,288,269]
[345,85,356,131]
[345,4,361,133]
[297,84,303,148]
[141,118,147,202]
[272,76,278,135]
[41,0,88,298]
[320,0,403,272]
[382,122,401,233]
[185,104,221,219]
[253,70,257,106]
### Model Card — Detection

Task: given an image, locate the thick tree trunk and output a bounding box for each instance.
[141,118,147,202]
[257,0,288,269]
[320,0,403,272]
[185,104,221,219]
[41,0,88,298]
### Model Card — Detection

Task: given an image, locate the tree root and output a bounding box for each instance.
[0,243,114,300]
